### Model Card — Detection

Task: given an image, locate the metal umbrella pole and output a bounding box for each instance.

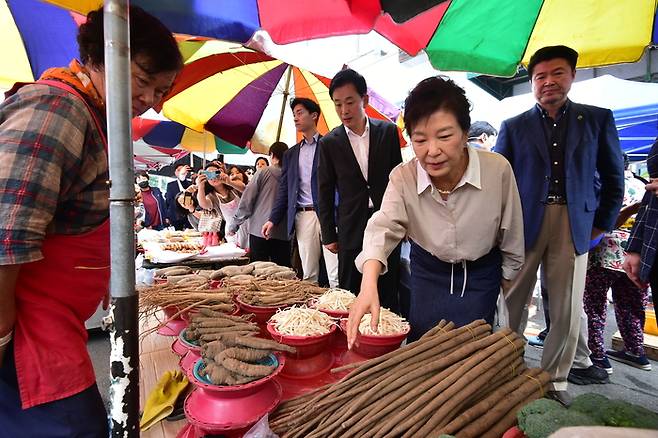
[104,1,140,437]
[275,66,292,142]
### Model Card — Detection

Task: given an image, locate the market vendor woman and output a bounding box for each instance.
[0,6,182,436]
[347,76,525,345]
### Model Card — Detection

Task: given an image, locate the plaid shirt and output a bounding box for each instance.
[0,83,109,265]
[626,140,658,282]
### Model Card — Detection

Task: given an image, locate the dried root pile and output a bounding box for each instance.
[138,282,236,330]
[209,261,297,282]
[270,320,550,438]
[191,312,296,385]
[185,309,259,343]
[153,265,211,288]
[233,279,326,308]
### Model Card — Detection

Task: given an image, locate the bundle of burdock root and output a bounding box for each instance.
[270,319,551,438]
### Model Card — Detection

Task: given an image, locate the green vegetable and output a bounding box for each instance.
[568,393,610,421]
[521,409,601,438]
[570,393,658,429]
[517,398,565,431]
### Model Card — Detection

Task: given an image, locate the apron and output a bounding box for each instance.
[408,242,502,341]
[9,80,110,409]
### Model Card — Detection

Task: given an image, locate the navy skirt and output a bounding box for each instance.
[0,342,108,438]
[408,242,502,341]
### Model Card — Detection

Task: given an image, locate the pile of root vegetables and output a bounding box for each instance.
[269,306,335,336]
[139,283,236,323]
[270,319,550,438]
[153,266,212,288]
[234,279,327,308]
[211,261,298,283]
[185,309,296,385]
[185,309,259,342]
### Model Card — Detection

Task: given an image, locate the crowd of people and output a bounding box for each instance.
[0,4,656,434]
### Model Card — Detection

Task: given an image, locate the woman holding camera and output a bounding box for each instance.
[196,163,246,247]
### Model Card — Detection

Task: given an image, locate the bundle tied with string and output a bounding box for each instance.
[270,319,551,438]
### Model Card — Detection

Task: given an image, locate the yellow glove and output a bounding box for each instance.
[140,370,190,431]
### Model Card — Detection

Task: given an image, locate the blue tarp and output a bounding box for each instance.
[614,103,658,160]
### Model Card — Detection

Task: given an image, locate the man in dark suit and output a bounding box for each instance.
[262,97,339,287]
[164,164,192,229]
[318,69,403,312]
[496,45,624,405]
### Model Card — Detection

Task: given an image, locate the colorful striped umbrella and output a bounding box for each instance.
[132,116,248,155]
[158,40,404,154]
[41,0,658,77]
[0,0,83,88]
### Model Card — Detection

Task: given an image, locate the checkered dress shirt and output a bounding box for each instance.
[626,140,658,282]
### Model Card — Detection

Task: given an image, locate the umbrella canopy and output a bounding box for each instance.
[159,40,404,154]
[132,140,190,170]
[42,0,658,77]
[132,116,248,155]
[0,0,83,88]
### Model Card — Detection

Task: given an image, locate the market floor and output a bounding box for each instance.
[88,303,658,411]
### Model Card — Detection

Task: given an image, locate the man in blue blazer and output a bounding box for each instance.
[262,97,339,287]
[496,45,624,405]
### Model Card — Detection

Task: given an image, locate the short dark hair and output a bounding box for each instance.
[290,97,321,124]
[329,68,367,99]
[255,156,269,167]
[403,76,471,136]
[468,121,497,139]
[527,45,578,78]
[174,163,188,171]
[229,165,248,183]
[78,6,183,74]
[268,142,289,163]
[135,170,149,180]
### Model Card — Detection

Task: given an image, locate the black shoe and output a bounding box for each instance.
[546,390,572,407]
[590,355,613,375]
[606,349,652,371]
[568,365,610,385]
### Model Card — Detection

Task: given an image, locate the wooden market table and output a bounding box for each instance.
[140,314,186,438]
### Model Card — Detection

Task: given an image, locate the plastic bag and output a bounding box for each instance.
[494,289,510,331]
[243,414,279,438]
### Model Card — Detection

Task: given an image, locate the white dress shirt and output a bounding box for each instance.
[345,119,373,208]
[355,146,525,280]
